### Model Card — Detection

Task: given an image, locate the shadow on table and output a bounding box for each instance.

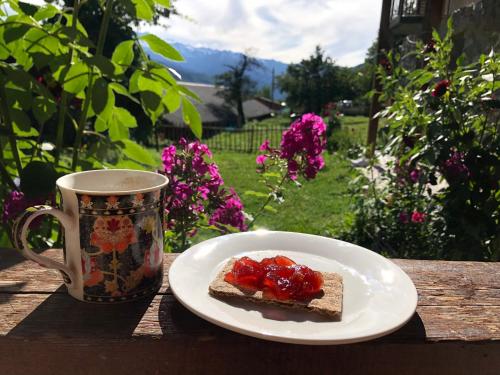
[158,294,427,342]
[7,286,154,338]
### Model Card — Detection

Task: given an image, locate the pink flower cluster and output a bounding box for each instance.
[161,138,247,235]
[257,114,327,180]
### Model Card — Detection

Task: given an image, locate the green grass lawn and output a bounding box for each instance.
[213,151,355,234]
[151,115,369,245]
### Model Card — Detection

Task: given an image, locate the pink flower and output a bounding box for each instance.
[279,113,327,180]
[161,145,176,173]
[209,189,247,232]
[259,140,271,151]
[411,211,426,223]
[409,169,420,183]
[256,154,268,165]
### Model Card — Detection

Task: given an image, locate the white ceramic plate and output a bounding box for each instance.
[168,231,418,345]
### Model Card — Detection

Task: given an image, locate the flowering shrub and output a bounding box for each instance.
[342,20,500,260]
[160,138,246,252]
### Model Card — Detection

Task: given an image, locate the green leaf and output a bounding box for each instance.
[109,82,140,104]
[244,190,268,198]
[138,74,164,95]
[91,78,115,116]
[114,107,137,128]
[108,121,129,141]
[263,205,278,214]
[63,61,90,94]
[119,139,156,168]
[162,87,181,112]
[33,4,59,21]
[178,84,202,102]
[129,70,143,93]
[150,66,177,87]
[140,34,184,61]
[131,0,154,21]
[86,55,115,76]
[33,96,56,125]
[182,97,202,138]
[111,40,135,71]
[20,161,58,198]
[154,0,170,8]
[24,28,59,55]
[10,108,32,133]
[141,90,162,112]
[94,115,108,132]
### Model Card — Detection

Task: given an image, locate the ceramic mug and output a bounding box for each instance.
[12,169,168,303]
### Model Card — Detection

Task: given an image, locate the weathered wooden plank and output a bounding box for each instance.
[2,249,500,296]
[1,292,499,342]
[0,339,499,375]
[0,337,497,375]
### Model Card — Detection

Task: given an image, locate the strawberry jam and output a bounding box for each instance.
[224,256,324,301]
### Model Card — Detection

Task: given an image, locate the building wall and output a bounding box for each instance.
[443,0,482,15]
[441,0,500,62]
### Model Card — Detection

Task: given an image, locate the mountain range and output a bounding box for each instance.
[143,42,288,99]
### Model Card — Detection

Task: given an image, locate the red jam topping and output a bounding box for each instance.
[224,256,324,301]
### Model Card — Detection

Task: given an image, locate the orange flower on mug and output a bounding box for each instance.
[105,195,120,209]
[90,216,137,253]
[82,254,103,287]
[80,195,93,209]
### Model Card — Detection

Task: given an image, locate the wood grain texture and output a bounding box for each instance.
[1,248,499,374]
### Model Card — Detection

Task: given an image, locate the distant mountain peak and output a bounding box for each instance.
[144,42,288,99]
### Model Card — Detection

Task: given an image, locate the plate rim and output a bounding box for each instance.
[168,231,418,345]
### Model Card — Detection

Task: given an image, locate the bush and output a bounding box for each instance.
[341,20,500,260]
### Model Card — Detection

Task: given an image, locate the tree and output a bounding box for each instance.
[278,46,339,114]
[215,54,262,127]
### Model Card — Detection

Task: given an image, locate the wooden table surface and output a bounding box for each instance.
[0,248,499,375]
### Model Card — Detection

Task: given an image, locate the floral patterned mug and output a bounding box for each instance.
[12,169,168,303]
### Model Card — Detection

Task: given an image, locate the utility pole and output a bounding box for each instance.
[271,67,275,102]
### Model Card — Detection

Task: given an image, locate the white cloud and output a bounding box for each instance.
[141,0,382,66]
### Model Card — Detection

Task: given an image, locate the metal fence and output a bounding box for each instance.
[156,125,287,153]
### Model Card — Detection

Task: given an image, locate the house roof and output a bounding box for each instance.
[160,82,280,126]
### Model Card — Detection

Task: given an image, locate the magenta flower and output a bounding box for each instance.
[431,80,450,97]
[256,154,268,165]
[409,169,420,183]
[259,140,271,151]
[161,145,176,173]
[209,189,247,232]
[161,138,246,238]
[411,211,426,223]
[280,113,327,180]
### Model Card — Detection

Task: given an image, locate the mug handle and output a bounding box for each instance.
[12,205,76,284]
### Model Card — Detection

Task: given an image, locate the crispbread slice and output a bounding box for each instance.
[208,258,343,320]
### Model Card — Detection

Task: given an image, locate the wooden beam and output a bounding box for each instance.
[367,0,393,155]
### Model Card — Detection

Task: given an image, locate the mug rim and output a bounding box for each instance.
[56,169,169,195]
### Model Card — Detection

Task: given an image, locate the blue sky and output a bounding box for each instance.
[142,0,382,66]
